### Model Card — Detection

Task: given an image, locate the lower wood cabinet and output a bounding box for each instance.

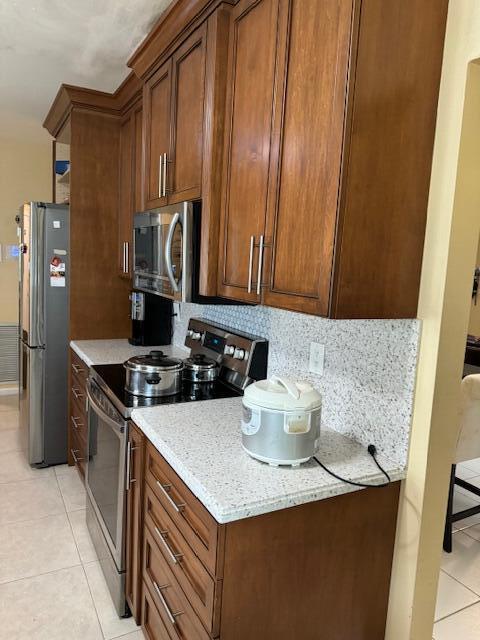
[128,422,401,640]
[68,349,88,480]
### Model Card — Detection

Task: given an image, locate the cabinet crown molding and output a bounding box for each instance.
[43,72,142,138]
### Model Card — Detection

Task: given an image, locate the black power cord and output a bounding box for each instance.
[314,444,391,488]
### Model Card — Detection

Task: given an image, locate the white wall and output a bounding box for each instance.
[0,134,51,323]
[386,3,480,637]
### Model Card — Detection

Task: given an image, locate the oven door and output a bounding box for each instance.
[86,379,127,571]
[133,203,192,302]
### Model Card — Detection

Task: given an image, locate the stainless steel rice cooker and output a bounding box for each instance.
[241,376,322,466]
[124,350,183,397]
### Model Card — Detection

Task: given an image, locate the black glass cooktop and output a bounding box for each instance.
[91,363,242,416]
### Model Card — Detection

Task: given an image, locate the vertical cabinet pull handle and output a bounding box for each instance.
[256,235,264,295]
[158,154,163,198]
[247,236,255,293]
[123,242,129,274]
[162,152,167,198]
[126,441,137,490]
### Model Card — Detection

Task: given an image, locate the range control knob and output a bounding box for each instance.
[224,344,235,356]
[233,347,246,360]
[188,330,202,341]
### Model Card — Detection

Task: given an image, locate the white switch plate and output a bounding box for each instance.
[309,342,325,375]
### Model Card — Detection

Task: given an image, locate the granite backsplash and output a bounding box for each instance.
[173,302,420,466]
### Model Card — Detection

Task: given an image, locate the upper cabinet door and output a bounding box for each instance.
[168,24,207,203]
[217,0,280,303]
[263,0,354,316]
[133,105,143,214]
[143,60,172,210]
[118,113,134,278]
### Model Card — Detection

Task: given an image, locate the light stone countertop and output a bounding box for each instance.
[131,397,406,524]
[70,339,189,367]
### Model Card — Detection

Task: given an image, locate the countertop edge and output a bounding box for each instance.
[70,340,94,367]
[131,409,406,524]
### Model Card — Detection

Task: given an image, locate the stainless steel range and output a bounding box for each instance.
[85,318,268,617]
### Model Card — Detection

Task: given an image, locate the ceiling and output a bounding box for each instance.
[0,0,173,143]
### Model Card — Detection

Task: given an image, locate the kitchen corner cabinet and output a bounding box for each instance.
[217,0,448,318]
[126,422,145,624]
[118,101,143,279]
[129,432,400,640]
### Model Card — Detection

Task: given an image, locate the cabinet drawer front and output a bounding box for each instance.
[70,350,88,387]
[144,484,218,634]
[70,426,87,479]
[70,393,87,441]
[145,443,220,576]
[143,529,210,640]
[142,583,171,640]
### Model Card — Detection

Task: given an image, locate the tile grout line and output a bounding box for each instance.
[438,568,480,599]
[80,562,108,639]
[434,599,480,625]
[0,561,83,588]
[60,470,107,639]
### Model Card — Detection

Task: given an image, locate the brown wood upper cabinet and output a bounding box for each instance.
[118,102,143,278]
[143,24,207,209]
[217,0,448,318]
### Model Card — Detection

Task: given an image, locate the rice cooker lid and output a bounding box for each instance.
[243,376,322,411]
[124,350,184,374]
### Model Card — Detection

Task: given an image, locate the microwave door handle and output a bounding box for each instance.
[165,212,180,293]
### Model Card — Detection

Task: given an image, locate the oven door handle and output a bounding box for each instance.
[164,212,181,294]
[86,382,124,437]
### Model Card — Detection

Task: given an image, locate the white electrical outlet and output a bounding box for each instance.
[309,342,325,375]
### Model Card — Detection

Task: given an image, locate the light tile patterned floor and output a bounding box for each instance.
[434,460,480,639]
[0,395,144,640]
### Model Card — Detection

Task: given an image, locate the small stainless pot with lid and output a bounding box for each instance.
[182,354,218,383]
[124,350,184,397]
[242,375,322,466]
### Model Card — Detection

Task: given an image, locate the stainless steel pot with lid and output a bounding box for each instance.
[124,350,184,397]
[182,354,218,383]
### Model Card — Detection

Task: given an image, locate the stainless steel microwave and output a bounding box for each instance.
[133,202,193,302]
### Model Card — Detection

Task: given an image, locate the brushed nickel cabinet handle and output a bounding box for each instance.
[72,364,84,374]
[256,234,265,296]
[154,526,183,565]
[71,449,83,464]
[125,242,129,274]
[70,416,83,430]
[72,387,84,400]
[158,154,163,197]
[152,581,183,626]
[162,152,167,198]
[156,480,185,513]
[247,235,254,293]
[126,441,137,491]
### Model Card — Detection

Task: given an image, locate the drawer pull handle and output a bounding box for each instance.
[154,526,183,565]
[71,448,83,464]
[70,416,83,429]
[72,387,84,400]
[72,364,85,374]
[153,581,183,626]
[156,480,185,513]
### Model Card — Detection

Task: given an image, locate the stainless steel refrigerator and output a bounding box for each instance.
[19,202,69,466]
